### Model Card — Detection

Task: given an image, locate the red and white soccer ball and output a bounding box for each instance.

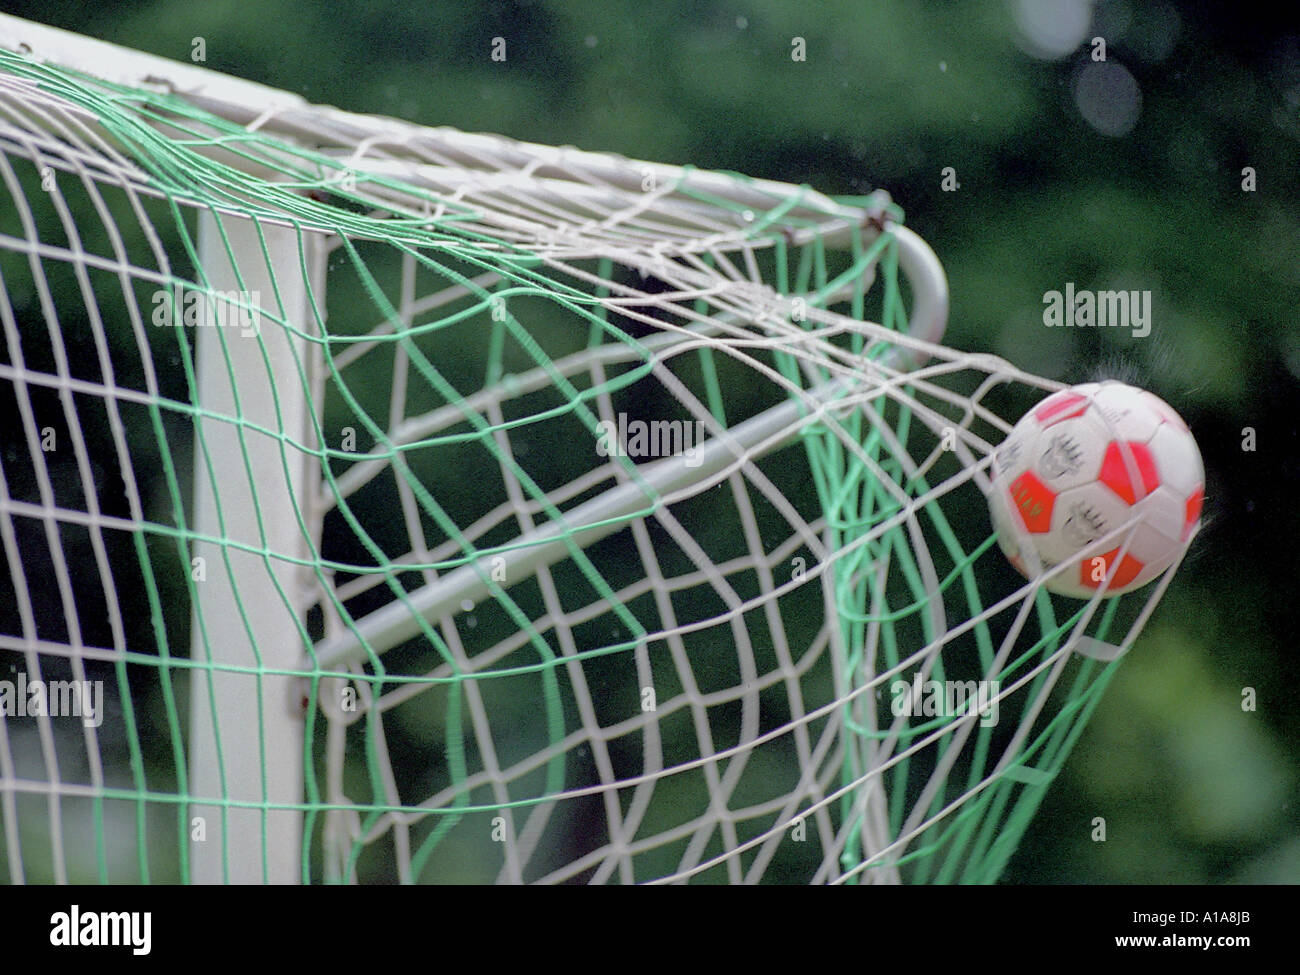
[988,381,1204,598]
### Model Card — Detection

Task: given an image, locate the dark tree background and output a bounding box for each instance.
[4,0,1296,882]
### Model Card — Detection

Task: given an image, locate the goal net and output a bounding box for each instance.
[0,16,1185,884]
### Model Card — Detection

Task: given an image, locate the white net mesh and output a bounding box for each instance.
[0,20,1189,884]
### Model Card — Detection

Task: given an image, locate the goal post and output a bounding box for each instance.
[0,13,1189,885]
[187,210,326,883]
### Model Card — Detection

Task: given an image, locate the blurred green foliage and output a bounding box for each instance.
[7,0,1296,882]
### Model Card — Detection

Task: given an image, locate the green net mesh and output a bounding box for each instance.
[0,45,1169,884]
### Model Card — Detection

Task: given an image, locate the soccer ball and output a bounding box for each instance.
[988,381,1204,598]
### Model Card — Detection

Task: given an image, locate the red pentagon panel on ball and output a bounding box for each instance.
[1008,471,1055,533]
[1078,548,1144,591]
[1098,441,1159,505]
[1034,390,1091,426]
[1183,487,1204,539]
